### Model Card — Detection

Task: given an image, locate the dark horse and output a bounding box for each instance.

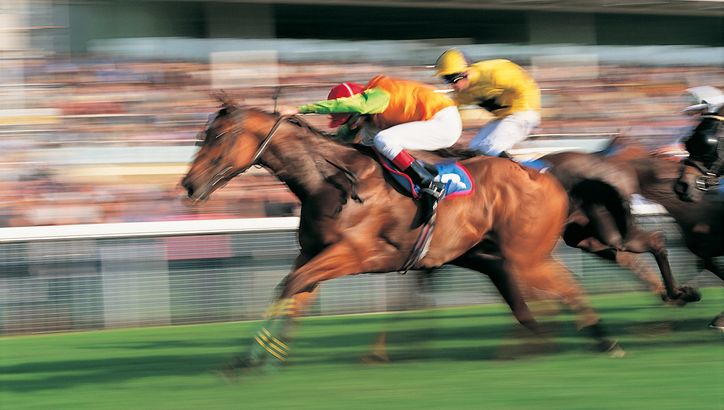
[674,112,723,205]
[673,125,724,329]
[181,100,621,371]
[538,142,702,305]
[539,137,721,327]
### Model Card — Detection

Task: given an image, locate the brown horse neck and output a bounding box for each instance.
[248,110,372,201]
[628,155,699,217]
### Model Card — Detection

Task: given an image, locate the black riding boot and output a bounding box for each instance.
[405,160,445,223]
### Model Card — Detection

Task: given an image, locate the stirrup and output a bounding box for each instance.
[421,180,446,200]
[421,185,445,200]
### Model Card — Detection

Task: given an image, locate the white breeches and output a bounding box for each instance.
[468,110,541,156]
[370,106,462,161]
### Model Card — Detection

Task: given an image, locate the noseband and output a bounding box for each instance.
[193,111,291,200]
[680,158,720,192]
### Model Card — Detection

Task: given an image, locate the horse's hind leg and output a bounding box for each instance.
[612,251,666,294]
[452,251,543,337]
[516,257,624,356]
[362,270,436,364]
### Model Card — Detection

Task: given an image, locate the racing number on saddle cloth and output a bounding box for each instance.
[378,156,475,199]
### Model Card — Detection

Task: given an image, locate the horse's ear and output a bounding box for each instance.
[212,90,233,107]
[607,130,636,149]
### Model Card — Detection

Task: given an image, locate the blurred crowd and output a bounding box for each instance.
[0,57,722,227]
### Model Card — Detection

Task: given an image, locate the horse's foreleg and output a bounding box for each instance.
[240,287,321,371]
[613,251,665,294]
[281,242,368,298]
[253,242,369,360]
[242,243,382,371]
[622,230,701,304]
[235,254,320,372]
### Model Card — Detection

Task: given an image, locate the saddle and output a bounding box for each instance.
[374,152,475,272]
[376,154,475,200]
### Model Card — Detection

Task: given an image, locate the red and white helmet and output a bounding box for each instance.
[327,82,364,127]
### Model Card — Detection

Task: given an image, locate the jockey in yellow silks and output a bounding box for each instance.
[287,75,463,216]
[435,49,541,156]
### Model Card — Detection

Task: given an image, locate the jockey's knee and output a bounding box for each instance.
[373,132,402,160]
[438,130,461,148]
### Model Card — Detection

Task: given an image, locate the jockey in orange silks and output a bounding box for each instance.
[289,75,463,215]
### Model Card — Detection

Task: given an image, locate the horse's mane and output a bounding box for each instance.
[435,146,479,160]
[229,102,484,174]
[234,104,337,139]
[597,134,671,161]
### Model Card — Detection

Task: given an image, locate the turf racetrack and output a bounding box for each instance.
[1,289,722,410]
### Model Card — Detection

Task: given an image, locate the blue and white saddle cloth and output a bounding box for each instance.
[379,158,474,199]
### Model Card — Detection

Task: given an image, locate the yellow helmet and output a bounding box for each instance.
[435,49,469,77]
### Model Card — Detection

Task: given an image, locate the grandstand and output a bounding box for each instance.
[0,2,720,235]
[0,0,722,338]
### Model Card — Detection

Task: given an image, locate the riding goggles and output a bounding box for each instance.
[443,73,468,84]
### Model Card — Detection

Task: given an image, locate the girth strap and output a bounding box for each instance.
[399,212,437,274]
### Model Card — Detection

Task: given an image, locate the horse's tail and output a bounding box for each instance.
[569,179,631,238]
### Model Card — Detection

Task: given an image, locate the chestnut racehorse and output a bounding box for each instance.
[181,100,620,370]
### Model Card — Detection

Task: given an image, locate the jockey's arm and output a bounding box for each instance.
[299,88,390,115]
[332,122,361,143]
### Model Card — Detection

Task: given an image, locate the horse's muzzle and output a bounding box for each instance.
[181,178,196,198]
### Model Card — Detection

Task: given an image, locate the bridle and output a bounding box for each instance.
[192,109,291,200]
[679,157,721,192]
[680,113,724,192]
[240,114,292,172]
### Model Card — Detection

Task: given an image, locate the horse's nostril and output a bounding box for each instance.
[182,180,195,197]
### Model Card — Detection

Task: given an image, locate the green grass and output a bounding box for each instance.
[1,289,722,410]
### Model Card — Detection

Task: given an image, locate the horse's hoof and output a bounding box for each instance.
[708,314,724,332]
[678,286,702,304]
[217,358,243,382]
[360,352,390,364]
[217,367,239,383]
[662,286,702,306]
[607,342,626,358]
[217,355,268,382]
[222,356,256,373]
[597,340,625,358]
